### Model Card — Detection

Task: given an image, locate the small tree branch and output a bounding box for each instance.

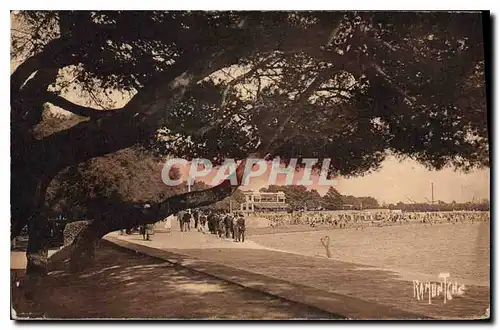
[326,18,345,47]
[316,88,352,100]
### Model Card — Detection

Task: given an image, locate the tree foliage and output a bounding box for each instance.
[13,11,489,175]
[322,187,344,210]
[342,195,379,209]
[260,185,379,210]
[46,147,183,219]
[260,185,324,209]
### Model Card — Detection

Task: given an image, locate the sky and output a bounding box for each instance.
[322,157,490,204]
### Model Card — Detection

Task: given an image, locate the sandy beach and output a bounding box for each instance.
[249,221,490,287]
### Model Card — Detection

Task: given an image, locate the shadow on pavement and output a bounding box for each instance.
[11,242,339,319]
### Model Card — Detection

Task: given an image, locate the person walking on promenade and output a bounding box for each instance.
[207,211,215,234]
[177,210,185,232]
[164,215,173,233]
[140,225,146,240]
[224,212,232,238]
[237,213,246,243]
[199,212,207,232]
[213,211,220,235]
[183,211,192,231]
[217,214,225,238]
[145,223,154,241]
[233,214,240,242]
[193,209,199,229]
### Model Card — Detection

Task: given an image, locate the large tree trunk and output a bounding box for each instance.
[12,123,56,277]
[26,213,49,277]
[11,47,64,277]
[23,176,52,277]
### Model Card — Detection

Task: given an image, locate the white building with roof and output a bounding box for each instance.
[240,191,288,212]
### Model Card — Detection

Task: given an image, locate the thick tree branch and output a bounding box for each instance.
[326,17,345,47]
[11,37,73,94]
[50,72,329,239]
[33,47,253,175]
[44,31,345,270]
[12,67,59,126]
[22,16,349,170]
[45,92,121,118]
[11,55,42,94]
[75,89,304,237]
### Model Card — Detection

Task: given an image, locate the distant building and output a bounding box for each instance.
[240,191,288,212]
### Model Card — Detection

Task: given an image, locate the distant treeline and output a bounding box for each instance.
[259,185,490,212]
[260,185,379,210]
[385,201,490,212]
[189,183,490,213]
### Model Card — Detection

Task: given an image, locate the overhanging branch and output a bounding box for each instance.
[45,92,122,118]
[80,148,270,236]
[34,46,254,174]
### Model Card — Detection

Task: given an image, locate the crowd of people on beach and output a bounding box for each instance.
[175,209,247,242]
[262,210,490,229]
[119,207,489,241]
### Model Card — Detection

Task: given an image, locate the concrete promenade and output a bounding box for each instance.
[11,242,337,319]
[11,219,490,320]
[107,221,490,320]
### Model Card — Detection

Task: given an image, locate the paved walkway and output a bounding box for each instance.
[11,243,337,319]
[109,222,490,320]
